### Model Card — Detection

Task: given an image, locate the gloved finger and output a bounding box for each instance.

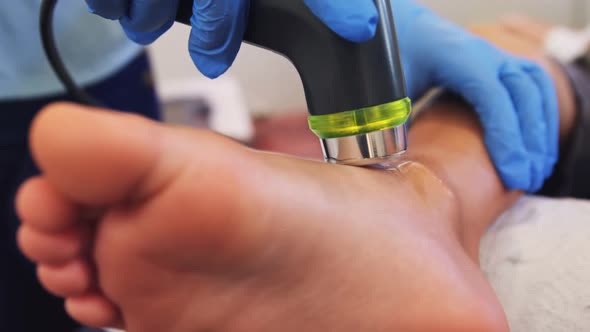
[500,61,547,192]
[122,21,175,45]
[303,0,378,43]
[119,0,178,40]
[85,0,127,20]
[449,78,532,191]
[189,0,249,78]
[522,63,560,178]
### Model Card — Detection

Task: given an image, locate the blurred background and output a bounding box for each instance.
[149,0,590,126]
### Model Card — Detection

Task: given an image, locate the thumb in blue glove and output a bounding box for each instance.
[85,0,379,78]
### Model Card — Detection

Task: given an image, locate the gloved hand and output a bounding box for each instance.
[389,0,558,192]
[84,0,378,78]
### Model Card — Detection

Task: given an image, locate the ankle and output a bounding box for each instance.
[393,159,482,262]
[391,160,462,237]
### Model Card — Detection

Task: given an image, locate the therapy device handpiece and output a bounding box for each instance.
[178,0,411,165]
[42,0,411,165]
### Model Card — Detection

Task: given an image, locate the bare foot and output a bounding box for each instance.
[17,103,508,332]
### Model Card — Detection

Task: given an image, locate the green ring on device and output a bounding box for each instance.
[308,97,412,139]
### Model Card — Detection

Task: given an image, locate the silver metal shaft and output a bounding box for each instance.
[320,124,408,166]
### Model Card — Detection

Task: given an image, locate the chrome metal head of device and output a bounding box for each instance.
[319,124,408,166]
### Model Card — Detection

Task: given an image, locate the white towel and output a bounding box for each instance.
[481,197,590,332]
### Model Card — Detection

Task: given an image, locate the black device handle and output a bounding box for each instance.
[176,0,407,116]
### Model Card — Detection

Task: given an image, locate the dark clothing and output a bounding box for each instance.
[539,61,590,199]
[0,53,160,332]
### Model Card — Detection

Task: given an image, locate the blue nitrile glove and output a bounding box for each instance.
[389,0,559,192]
[84,0,378,78]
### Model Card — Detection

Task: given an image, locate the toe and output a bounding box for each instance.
[18,225,87,264]
[16,177,80,232]
[30,103,173,207]
[38,260,94,297]
[65,293,122,329]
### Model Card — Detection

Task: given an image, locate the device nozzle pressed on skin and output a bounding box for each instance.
[309,97,411,166]
[320,125,408,166]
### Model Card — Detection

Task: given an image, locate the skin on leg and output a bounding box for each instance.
[498,15,552,47]
[17,102,510,332]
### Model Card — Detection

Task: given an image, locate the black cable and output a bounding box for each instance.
[40,0,101,106]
